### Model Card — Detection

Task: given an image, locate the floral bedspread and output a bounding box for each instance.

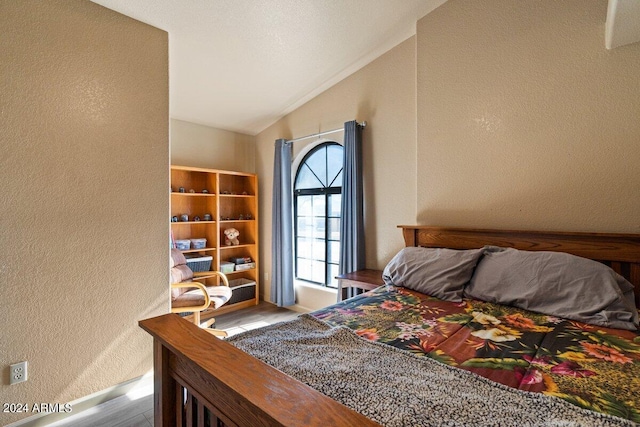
[312,285,640,423]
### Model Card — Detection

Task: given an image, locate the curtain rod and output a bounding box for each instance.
[287,121,366,144]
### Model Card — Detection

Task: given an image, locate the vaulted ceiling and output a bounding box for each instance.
[91,0,447,135]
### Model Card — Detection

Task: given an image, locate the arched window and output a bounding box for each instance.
[294,142,343,287]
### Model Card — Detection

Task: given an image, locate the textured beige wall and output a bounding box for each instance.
[417,0,640,233]
[171,119,256,172]
[256,37,417,308]
[0,1,168,424]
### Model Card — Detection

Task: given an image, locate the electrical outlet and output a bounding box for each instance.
[10,361,27,385]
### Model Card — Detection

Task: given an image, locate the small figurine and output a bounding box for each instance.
[224,228,240,246]
[189,189,195,193]
[171,216,178,222]
[180,214,189,222]
[203,213,212,221]
[194,216,201,221]
[178,187,185,193]
[202,189,209,194]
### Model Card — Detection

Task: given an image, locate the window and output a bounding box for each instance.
[294,142,343,287]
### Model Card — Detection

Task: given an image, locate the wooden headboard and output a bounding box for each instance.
[399,225,640,308]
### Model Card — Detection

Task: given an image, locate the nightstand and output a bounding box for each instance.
[335,269,385,302]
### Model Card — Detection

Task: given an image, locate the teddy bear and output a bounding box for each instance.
[224,228,240,246]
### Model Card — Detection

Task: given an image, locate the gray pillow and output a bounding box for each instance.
[465,247,639,330]
[383,247,483,302]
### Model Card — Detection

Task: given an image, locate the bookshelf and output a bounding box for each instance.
[171,165,259,313]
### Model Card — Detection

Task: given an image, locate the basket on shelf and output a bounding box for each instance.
[184,254,212,273]
[228,278,256,304]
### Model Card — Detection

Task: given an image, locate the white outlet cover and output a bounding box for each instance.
[10,361,28,385]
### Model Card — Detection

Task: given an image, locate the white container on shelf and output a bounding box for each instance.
[190,238,207,249]
[175,239,190,250]
[220,261,235,274]
[235,262,256,271]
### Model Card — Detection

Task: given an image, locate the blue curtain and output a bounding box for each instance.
[271,139,295,306]
[339,121,365,299]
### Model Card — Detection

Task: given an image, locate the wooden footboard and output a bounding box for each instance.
[139,313,379,427]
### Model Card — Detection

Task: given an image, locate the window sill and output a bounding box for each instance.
[294,279,338,294]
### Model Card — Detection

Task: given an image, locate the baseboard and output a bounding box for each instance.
[288,303,314,313]
[6,372,153,427]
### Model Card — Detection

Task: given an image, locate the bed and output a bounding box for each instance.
[139,226,640,426]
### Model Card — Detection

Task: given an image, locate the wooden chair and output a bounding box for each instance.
[170,249,232,337]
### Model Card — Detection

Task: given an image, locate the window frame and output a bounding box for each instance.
[293,141,343,288]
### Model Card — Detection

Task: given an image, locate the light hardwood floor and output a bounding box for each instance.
[47,302,302,427]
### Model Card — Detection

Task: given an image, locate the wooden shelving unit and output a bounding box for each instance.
[171,165,259,314]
